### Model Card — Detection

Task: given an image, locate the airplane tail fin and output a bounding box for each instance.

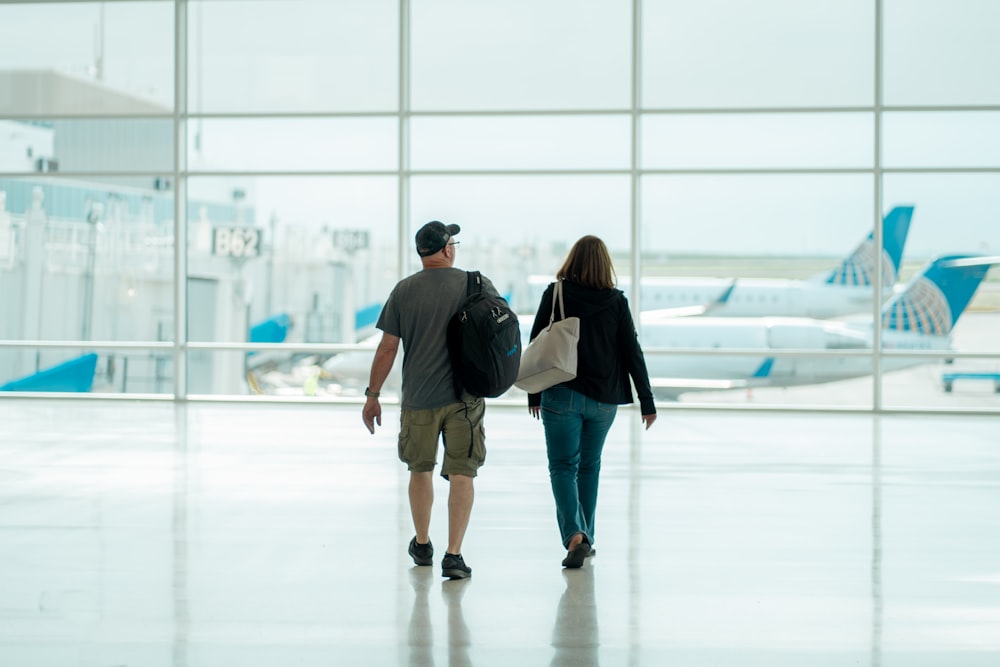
[882,254,998,335]
[824,205,914,287]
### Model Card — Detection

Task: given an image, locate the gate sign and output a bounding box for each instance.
[332,229,369,252]
[213,226,262,259]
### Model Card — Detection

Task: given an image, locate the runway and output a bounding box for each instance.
[0,400,998,666]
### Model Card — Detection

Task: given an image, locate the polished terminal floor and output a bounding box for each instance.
[1,400,998,667]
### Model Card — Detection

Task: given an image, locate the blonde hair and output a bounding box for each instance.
[556,235,617,290]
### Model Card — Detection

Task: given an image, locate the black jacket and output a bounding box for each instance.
[527,280,656,415]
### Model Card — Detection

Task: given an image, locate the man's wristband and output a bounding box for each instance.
[364,387,380,398]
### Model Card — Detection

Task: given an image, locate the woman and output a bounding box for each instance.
[527,235,657,568]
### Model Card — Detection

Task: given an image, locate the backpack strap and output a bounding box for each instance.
[467,270,482,296]
[453,271,483,402]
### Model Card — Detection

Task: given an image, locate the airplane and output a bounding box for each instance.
[639,253,998,399]
[524,205,914,318]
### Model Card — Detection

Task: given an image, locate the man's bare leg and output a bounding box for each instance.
[447,474,474,554]
[409,471,434,543]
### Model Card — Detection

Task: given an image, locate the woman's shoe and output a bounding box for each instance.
[561,541,591,568]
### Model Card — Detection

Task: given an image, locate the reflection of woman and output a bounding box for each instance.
[527,236,657,568]
[551,568,599,667]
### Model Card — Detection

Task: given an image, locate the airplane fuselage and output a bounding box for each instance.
[638,314,951,390]
[638,277,881,318]
[525,276,884,319]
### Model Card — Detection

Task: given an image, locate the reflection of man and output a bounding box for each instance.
[407,569,434,666]
[443,581,472,667]
[551,569,599,667]
[363,220,499,580]
[405,569,472,667]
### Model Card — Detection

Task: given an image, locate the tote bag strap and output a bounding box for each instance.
[549,280,566,325]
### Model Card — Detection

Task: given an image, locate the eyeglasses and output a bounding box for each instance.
[447,241,460,247]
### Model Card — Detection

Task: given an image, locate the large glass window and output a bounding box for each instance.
[0,1,997,413]
[188,0,399,113]
[883,0,1000,106]
[186,118,398,172]
[883,173,1000,259]
[411,116,631,171]
[642,0,874,109]
[0,1,175,115]
[639,174,883,409]
[643,113,874,170]
[0,177,177,344]
[641,174,875,257]
[880,173,1000,411]
[0,119,175,176]
[883,112,1000,169]
[411,0,632,111]
[0,176,176,395]
[186,175,398,397]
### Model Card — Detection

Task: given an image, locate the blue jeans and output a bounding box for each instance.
[541,386,618,549]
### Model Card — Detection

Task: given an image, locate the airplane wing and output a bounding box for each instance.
[643,281,736,319]
[649,358,774,400]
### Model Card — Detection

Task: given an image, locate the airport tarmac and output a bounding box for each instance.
[0,399,997,666]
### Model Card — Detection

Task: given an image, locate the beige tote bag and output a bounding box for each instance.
[514,280,580,393]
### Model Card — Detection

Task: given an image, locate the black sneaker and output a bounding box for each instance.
[441,553,471,579]
[408,537,433,566]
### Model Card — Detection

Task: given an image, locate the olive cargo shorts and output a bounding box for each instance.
[398,398,486,478]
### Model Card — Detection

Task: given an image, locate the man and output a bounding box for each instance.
[362,220,499,580]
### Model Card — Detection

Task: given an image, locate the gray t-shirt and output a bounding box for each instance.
[377,267,499,409]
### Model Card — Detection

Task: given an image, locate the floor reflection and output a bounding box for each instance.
[407,568,435,666]
[443,578,472,667]
[551,567,599,666]
[3,403,997,665]
[871,415,883,667]
[406,567,472,667]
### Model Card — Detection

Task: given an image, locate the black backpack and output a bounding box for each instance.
[447,271,522,399]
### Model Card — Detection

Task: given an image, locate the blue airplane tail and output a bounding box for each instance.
[0,352,98,392]
[882,254,996,335]
[824,205,914,287]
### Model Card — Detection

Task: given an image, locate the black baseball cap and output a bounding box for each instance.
[415,220,461,257]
